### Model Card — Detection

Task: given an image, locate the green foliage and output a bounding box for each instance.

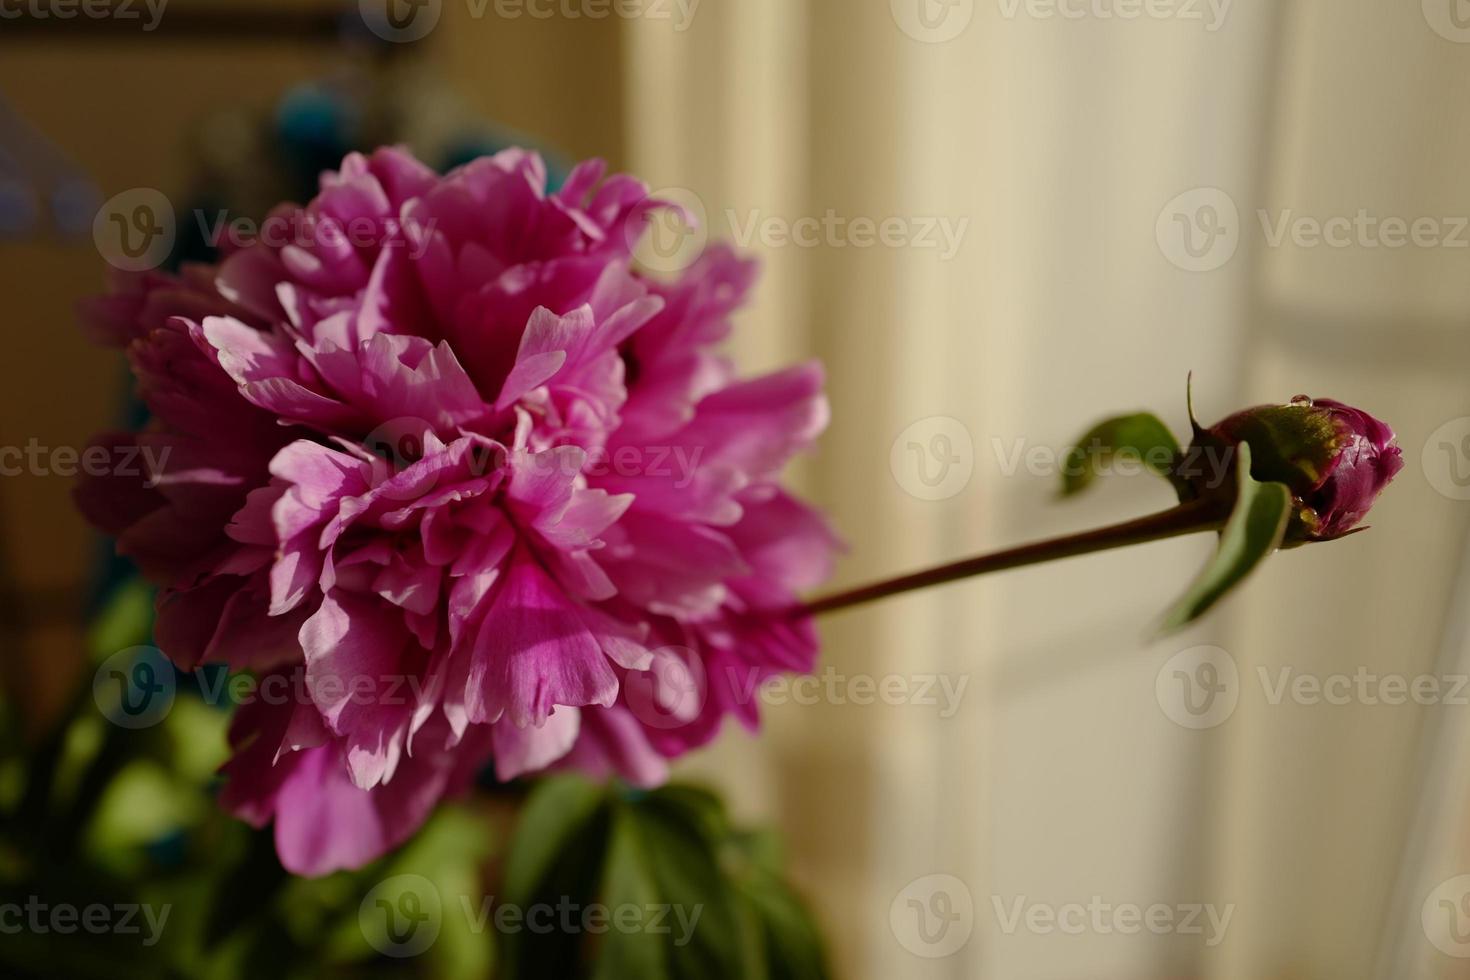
[502,780,831,980]
[1059,412,1182,497]
[85,578,156,661]
[1161,443,1292,631]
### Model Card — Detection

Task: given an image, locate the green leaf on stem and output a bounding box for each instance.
[1161,443,1292,631]
[502,778,830,980]
[1060,413,1181,497]
[596,794,745,980]
[502,775,610,907]
[727,831,829,980]
[500,776,614,979]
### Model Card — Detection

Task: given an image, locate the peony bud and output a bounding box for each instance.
[1188,395,1403,543]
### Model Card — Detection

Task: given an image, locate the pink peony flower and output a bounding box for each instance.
[77,147,838,876]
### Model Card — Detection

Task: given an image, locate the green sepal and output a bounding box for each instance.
[1186,371,1203,439]
[1060,412,1182,497]
[1160,442,1292,631]
[1200,402,1342,495]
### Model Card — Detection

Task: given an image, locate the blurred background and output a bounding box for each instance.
[3,1,1470,977]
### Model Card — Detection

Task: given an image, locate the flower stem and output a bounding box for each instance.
[796,497,1230,618]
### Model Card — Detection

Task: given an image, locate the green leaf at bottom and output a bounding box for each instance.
[1161,443,1292,631]
[1060,412,1181,497]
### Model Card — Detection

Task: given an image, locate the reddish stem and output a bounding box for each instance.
[794,497,1230,618]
